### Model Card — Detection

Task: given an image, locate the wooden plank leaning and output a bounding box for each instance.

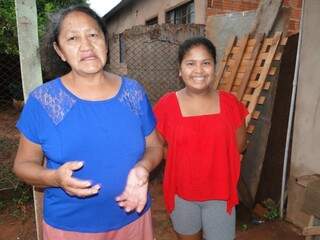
[236,34,264,100]
[223,34,249,92]
[213,36,236,89]
[246,32,282,121]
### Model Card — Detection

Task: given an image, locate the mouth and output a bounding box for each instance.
[192,76,206,82]
[80,53,97,61]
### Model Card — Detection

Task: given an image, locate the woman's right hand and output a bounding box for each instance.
[54,161,100,197]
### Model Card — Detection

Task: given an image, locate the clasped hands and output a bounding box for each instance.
[54,161,149,213]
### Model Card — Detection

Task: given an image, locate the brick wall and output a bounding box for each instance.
[207,0,302,35]
[283,0,302,35]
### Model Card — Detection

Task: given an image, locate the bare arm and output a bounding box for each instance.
[13,134,100,197]
[156,131,168,159]
[13,134,55,187]
[116,129,164,212]
[135,130,164,172]
[236,122,247,153]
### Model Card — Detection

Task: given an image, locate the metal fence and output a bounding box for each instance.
[107,23,205,104]
[0,53,22,192]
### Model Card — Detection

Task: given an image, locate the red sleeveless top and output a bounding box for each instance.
[154,91,248,214]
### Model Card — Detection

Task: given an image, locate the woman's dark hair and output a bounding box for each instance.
[41,5,108,80]
[178,36,217,65]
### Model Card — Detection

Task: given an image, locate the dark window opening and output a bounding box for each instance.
[165,1,195,24]
[146,17,158,26]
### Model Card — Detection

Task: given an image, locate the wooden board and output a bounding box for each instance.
[214,32,288,207]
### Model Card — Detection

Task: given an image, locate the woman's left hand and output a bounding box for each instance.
[116,165,149,213]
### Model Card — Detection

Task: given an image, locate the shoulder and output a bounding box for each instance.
[30,78,61,100]
[121,76,145,93]
[118,76,146,104]
[29,78,77,125]
[219,91,238,101]
[155,92,176,106]
[153,92,176,115]
[219,91,241,106]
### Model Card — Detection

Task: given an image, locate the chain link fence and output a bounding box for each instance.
[106,23,205,179]
[0,53,22,193]
[107,23,205,104]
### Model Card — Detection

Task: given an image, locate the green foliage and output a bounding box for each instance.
[262,198,280,221]
[240,223,248,231]
[0,0,18,54]
[0,0,87,55]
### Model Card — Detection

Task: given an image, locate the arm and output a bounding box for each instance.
[156,131,168,159]
[135,130,164,173]
[236,122,247,153]
[116,129,164,212]
[13,134,100,197]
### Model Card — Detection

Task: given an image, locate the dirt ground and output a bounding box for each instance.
[0,178,304,240]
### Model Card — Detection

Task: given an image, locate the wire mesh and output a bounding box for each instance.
[107,24,205,105]
[0,53,22,192]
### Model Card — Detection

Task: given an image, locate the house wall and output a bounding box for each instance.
[286,0,320,228]
[207,0,302,35]
[105,0,206,35]
[105,0,301,37]
[289,0,320,188]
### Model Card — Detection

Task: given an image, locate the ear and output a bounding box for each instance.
[53,42,66,62]
[179,70,182,77]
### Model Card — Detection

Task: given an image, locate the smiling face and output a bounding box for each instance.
[179,44,215,93]
[53,11,107,76]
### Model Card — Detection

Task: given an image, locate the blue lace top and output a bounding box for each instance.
[16,76,155,232]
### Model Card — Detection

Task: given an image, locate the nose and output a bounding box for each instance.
[80,36,93,51]
[194,63,204,74]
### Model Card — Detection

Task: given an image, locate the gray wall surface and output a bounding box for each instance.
[290,0,320,177]
[286,0,320,228]
[206,11,257,63]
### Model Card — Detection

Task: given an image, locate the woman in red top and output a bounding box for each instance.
[154,37,248,240]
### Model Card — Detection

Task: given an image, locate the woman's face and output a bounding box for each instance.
[54,11,107,76]
[179,45,215,93]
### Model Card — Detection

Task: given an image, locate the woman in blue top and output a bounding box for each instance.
[13,5,163,240]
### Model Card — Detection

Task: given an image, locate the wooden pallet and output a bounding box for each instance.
[214,32,288,133]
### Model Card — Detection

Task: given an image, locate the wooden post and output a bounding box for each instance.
[15,1,43,240]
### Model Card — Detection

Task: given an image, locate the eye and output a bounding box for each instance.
[186,62,194,66]
[203,61,211,65]
[67,36,77,41]
[89,33,98,38]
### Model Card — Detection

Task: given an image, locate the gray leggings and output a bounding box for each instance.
[170,195,235,240]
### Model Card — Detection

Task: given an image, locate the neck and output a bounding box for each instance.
[183,86,215,98]
[68,70,108,87]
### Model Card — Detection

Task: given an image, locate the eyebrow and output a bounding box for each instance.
[183,58,213,61]
[63,27,101,34]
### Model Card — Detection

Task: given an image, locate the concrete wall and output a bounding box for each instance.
[286,0,320,227]
[206,10,256,63]
[290,0,320,178]
[105,0,206,35]
[207,0,302,35]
